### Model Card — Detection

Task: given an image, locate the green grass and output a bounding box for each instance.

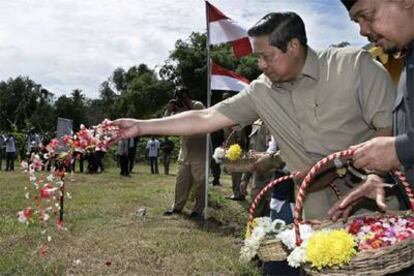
[0,163,260,275]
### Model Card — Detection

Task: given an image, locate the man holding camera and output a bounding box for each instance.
[163,88,207,219]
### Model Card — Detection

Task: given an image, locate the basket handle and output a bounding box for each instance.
[247,172,302,234]
[293,149,414,246]
[247,171,343,235]
[223,129,236,148]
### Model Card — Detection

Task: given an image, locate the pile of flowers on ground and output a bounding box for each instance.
[17,119,119,254]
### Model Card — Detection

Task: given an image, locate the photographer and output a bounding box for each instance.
[174,88,193,112]
[163,88,207,219]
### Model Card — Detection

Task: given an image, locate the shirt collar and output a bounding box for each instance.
[300,47,319,81]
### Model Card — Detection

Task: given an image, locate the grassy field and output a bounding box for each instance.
[0,163,261,275]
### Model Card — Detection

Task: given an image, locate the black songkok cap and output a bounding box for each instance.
[340,0,358,11]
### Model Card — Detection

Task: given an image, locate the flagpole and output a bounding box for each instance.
[204,0,212,221]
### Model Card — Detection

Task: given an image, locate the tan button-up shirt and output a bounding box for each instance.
[213,47,396,172]
[178,100,207,163]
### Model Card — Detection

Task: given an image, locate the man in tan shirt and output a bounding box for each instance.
[163,88,207,219]
[114,12,396,219]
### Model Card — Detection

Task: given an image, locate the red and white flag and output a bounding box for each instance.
[207,1,253,58]
[211,62,250,92]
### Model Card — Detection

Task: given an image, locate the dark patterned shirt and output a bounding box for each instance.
[394,44,414,185]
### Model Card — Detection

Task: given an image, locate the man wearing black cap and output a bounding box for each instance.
[329,0,414,220]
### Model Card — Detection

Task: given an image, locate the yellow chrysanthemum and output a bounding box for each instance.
[306,229,357,270]
[225,144,242,161]
[245,218,260,239]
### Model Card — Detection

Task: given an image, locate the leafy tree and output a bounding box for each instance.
[112,68,127,94]
[160,32,260,105]
[0,76,53,132]
[84,98,105,126]
[54,89,88,130]
[160,32,208,103]
[99,81,118,119]
[106,63,174,119]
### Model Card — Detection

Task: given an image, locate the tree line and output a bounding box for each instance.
[0,32,260,134]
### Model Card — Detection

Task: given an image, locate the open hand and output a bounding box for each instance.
[328,174,388,222]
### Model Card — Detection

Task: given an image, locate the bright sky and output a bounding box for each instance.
[0,0,367,98]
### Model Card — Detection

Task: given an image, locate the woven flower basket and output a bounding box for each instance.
[222,157,258,173]
[247,172,342,262]
[223,151,286,173]
[248,148,414,275]
[302,211,414,276]
[257,238,289,261]
[293,149,414,276]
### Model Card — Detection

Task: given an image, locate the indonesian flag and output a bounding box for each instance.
[211,62,250,92]
[207,1,253,58]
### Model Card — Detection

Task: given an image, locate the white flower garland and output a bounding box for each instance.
[212,147,226,163]
[239,218,287,263]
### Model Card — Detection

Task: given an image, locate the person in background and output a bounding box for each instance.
[40,132,52,171]
[5,133,16,171]
[160,136,174,175]
[222,92,249,201]
[164,99,178,117]
[72,150,84,173]
[27,128,41,155]
[146,136,160,174]
[240,119,273,216]
[95,147,105,173]
[0,133,5,170]
[163,88,207,219]
[117,138,129,177]
[86,152,98,173]
[128,137,139,173]
[328,0,414,220]
[210,129,224,186]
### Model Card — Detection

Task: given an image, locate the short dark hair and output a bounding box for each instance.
[340,0,357,11]
[247,12,307,52]
[175,87,190,98]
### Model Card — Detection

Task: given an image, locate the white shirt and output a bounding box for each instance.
[146,139,160,157]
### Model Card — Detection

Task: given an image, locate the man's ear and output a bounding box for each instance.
[287,38,301,56]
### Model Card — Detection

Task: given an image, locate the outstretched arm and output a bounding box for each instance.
[113,107,236,139]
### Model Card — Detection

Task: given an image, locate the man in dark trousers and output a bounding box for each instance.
[0,133,5,170]
[210,129,224,186]
[128,137,139,173]
[117,138,129,176]
[160,136,174,175]
[5,133,16,171]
